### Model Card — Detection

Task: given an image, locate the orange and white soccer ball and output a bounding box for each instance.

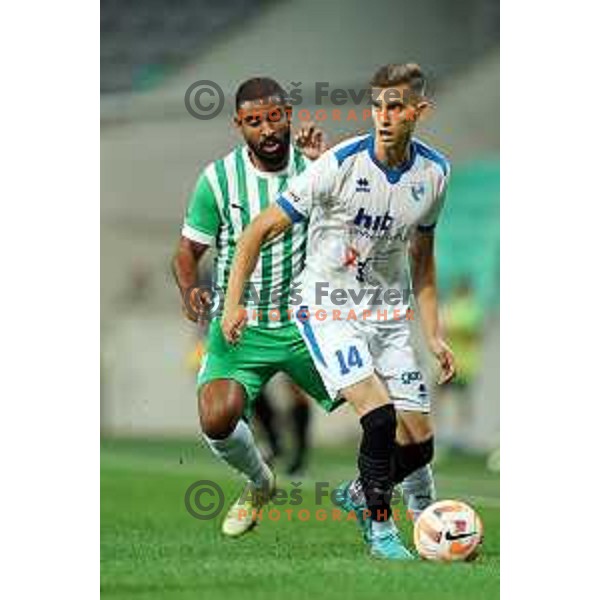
[413,500,483,562]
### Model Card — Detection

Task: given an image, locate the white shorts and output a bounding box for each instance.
[294,309,430,413]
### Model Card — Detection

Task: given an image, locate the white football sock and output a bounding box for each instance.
[203,419,272,489]
[400,464,436,520]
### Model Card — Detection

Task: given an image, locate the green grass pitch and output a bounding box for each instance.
[101,438,499,599]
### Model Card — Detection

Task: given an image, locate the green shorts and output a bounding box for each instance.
[197,320,343,416]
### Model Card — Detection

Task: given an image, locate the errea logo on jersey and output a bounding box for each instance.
[353,207,393,232]
[356,177,370,192]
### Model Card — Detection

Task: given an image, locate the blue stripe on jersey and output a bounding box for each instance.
[296,307,327,367]
[367,133,416,184]
[334,135,370,166]
[276,194,305,223]
[417,223,437,233]
[413,139,450,176]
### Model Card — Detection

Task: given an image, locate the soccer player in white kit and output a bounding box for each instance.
[222,63,456,560]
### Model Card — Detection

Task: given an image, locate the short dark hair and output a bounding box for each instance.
[369,63,426,96]
[235,77,287,110]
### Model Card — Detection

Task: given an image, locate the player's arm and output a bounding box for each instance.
[221,204,293,342]
[172,167,220,321]
[411,173,455,384]
[172,237,210,321]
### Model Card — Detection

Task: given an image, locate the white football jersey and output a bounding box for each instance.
[276,132,450,324]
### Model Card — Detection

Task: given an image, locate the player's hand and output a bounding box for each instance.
[221,305,247,344]
[182,287,211,323]
[294,122,327,160]
[428,338,456,385]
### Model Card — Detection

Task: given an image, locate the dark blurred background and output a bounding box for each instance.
[100,0,499,456]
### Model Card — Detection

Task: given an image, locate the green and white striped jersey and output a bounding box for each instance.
[182,144,309,328]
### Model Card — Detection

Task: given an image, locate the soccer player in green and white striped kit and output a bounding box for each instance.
[172,77,435,538]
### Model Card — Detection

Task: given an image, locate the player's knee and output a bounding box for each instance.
[360,403,397,438]
[199,401,241,439]
[391,436,434,483]
[198,380,245,439]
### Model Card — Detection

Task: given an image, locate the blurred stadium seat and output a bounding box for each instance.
[101,0,276,93]
[438,161,500,310]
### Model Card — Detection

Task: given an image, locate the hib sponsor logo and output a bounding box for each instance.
[353,207,393,232]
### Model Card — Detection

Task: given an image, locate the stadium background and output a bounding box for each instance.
[101,1,499,597]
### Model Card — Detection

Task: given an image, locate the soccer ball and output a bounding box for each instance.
[413,500,483,562]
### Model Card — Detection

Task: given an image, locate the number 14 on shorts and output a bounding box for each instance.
[335,345,363,375]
